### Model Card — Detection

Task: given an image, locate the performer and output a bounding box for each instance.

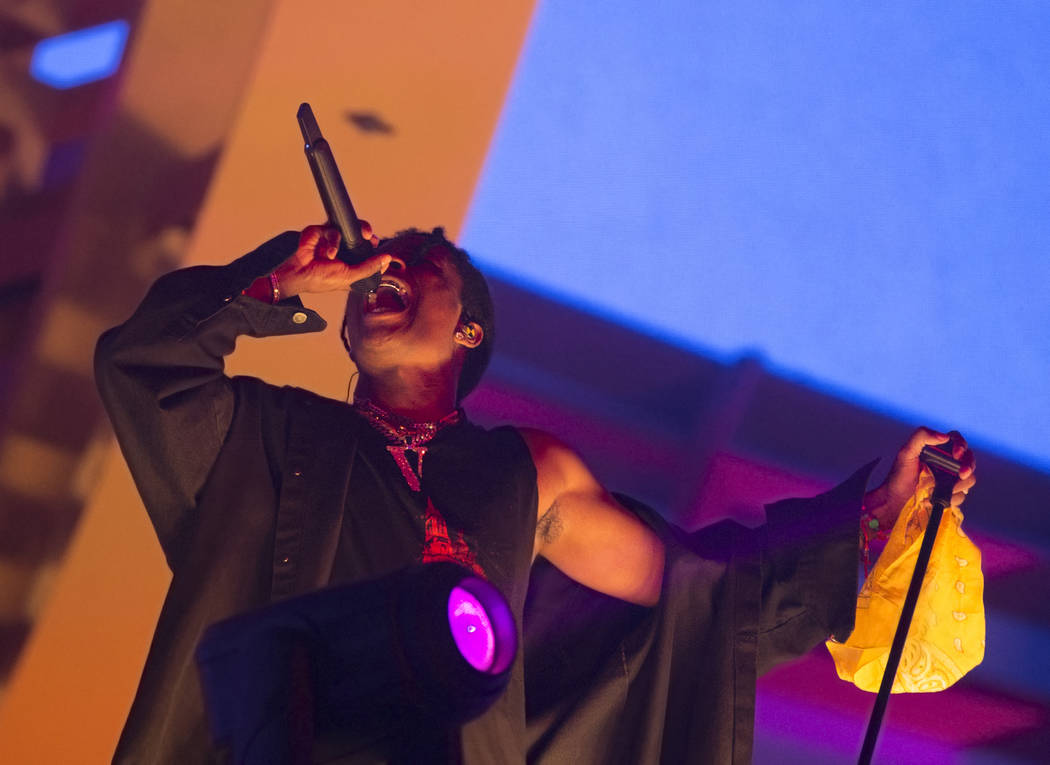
[95,223,975,763]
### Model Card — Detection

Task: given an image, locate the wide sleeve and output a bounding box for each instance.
[94,231,326,565]
[754,461,877,674]
[523,467,877,764]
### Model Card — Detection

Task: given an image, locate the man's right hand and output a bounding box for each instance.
[245,223,389,301]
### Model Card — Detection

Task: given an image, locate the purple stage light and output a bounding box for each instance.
[446,576,516,676]
[448,586,495,671]
[197,564,519,759]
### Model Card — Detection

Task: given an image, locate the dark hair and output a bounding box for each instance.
[341,227,495,402]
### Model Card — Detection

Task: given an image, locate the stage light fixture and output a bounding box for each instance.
[30,20,129,90]
[449,584,497,672]
[195,562,517,763]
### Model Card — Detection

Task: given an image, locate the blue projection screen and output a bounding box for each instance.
[462,0,1050,472]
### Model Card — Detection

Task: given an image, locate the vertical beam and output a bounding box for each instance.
[0,0,278,760]
[0,0,537,761]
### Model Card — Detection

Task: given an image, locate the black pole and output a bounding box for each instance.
[857,445,960,765]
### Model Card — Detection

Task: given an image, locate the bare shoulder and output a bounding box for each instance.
[516,428,665,606]
[517,427,588,477]
[517,427,567,458]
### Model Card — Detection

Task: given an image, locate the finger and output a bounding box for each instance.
[344,253,392,283]
[321,227,341,260]
[946,429,976,478]
[954,473,977,493]
[951,490,969,508]
[289,225,325,267]
[299,224,325,250]
[358,219,379,247]
[312,255,389,293]
[903,426,950,459]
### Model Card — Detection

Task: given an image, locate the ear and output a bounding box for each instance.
[453,321,484,349]
[341,320,353,357]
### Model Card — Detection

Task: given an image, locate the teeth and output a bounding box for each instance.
[365,280,407,313]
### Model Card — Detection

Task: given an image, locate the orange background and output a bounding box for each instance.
[0,2,536,761]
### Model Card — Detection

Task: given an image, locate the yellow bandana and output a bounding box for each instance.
[826,486,985,693]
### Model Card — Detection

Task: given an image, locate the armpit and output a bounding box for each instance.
[537,501,564,545]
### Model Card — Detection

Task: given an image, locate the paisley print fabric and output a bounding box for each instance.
[827,485,985,693]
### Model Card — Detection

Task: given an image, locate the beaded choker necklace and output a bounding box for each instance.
[352,399,461,492]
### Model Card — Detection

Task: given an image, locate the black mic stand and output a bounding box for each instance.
[857,442,961,764]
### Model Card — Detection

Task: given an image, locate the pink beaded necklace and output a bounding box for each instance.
[352,399,461,492]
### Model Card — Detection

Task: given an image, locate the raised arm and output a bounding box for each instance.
[521,428,665,606]
[95,226,386,564]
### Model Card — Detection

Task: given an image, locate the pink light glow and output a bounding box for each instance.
[758,651,1047,749]
[448,585,496,672]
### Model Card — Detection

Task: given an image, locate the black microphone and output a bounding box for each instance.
[297,102,381,294]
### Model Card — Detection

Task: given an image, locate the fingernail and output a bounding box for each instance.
[380,256,392,273]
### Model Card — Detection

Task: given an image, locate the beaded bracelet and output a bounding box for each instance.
[269,272,280,304]
[860,510,890,576]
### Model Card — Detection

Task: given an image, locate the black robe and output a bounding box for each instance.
[523,471,870,764]
[96,232,870,764]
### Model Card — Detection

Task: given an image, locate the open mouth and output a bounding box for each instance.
[365,277,409,315]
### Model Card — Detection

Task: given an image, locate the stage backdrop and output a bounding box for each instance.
[463,0,1050,474]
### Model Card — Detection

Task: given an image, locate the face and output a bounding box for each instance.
[344,234,473,373]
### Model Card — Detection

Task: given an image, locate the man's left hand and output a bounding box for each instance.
[864,427,977,530]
